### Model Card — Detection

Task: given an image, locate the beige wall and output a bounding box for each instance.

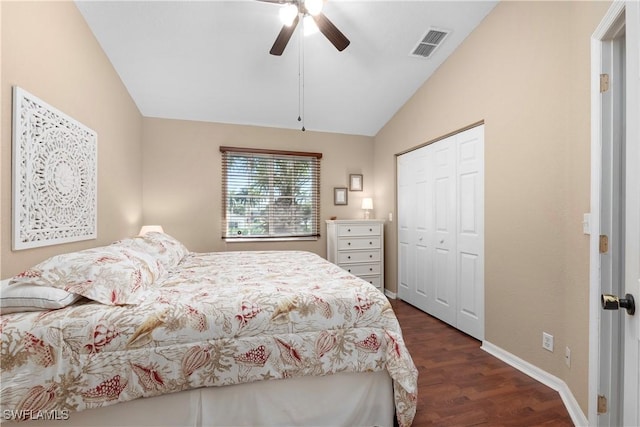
[142,117,374,257]
[374,0,610,413]
[1,1,143,278]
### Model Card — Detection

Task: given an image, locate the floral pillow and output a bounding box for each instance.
[113,232,189,271]
[9,245,162,305]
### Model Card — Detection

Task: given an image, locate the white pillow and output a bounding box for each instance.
[0,279,82,314]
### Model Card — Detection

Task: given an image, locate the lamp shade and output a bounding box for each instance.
[139,225,164,236]
[361,198,373,210]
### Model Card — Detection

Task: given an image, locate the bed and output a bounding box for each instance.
[0,233,418,426]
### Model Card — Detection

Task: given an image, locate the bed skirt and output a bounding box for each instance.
[2,371,394,427]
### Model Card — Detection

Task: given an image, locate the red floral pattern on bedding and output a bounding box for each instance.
[0,251,418,426]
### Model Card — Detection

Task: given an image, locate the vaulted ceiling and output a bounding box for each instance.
[76,1,497,136]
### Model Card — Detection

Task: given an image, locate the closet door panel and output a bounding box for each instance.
[415,150,432,307]
[416,245,430,301]
[397,155,413,300]
[458,252,481,326]
[415,180,430,301]
[455,127,485,340]
[431,139,457,323]
[432,248,456,325]
[397,151,430,312]
[398,241,411,297]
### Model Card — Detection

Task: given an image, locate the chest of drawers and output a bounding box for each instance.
[326,220,385,291]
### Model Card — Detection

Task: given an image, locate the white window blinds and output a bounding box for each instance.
[220,146,322,240]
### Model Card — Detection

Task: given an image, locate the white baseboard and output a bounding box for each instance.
[384,289,397,299]
[481,341,588,427]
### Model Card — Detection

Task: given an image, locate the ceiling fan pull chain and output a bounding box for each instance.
[299,19,305,132]
[298,21,301,124]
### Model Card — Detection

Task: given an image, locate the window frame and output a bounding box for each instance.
[220,146,322,242]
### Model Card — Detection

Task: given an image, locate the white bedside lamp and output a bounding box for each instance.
[361,198,373,220]
[139,225,164,236]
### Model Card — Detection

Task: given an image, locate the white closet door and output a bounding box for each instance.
[429,138,457,325]
[455,126,485,340]
[415,148,433,312]
[397,150,432,312]
[397,125,485,341]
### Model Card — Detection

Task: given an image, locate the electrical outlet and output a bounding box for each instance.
[542,332,554,352]
[565,346,571,367]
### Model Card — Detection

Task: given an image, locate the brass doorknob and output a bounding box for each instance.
[601,293,635,315]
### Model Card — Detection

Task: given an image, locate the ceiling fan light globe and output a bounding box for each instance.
[305,0,323,16]
[303,15,319,36]
[279,4,298,26]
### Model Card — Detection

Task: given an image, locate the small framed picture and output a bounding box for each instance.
[349,174,363,191]
[334,187,348,205]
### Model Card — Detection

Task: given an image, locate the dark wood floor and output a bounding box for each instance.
[390,299,574,427]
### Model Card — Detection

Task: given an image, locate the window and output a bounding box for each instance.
[220,146,322,240]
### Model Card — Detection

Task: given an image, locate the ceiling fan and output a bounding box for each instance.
[259,0,350,56]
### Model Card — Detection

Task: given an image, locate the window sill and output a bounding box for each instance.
[224,236,319,243]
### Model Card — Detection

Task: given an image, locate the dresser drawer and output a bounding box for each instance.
[337,237,380,250]
[359,275,382,289]
[338,223,381,237]
[338,250,380,264]
[341,263,381,276]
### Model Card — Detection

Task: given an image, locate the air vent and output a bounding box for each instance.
[410,28,450,59]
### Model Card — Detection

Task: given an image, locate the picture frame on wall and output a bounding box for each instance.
[12,86,97,250]
[349,174,363,191]
[334,187,348,205]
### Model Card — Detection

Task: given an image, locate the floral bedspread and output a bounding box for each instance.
[1,251,417,426]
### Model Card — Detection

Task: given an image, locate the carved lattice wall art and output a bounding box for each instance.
[12,86,97,250]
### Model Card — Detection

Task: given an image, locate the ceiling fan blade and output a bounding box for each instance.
[312,12,350,52]
[270,15,299,56]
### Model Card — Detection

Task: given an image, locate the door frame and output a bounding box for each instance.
[590,4,626,425]
[589,1,640,425]
[621,2,640,425]
[588,2,624,424]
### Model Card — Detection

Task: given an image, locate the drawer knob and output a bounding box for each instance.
[348,242,351,246]
[348,256,351,259]
[348,269,351,272]
[369,241,372,245]
[369,228,372,232]
[369,254,373,258]
[347,228,351,232]
[369,268,373,271]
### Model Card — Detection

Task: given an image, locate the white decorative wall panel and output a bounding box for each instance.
[12,86,97,250]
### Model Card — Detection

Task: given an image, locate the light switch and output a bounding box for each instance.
[583,213,591,235]
[388,212,393,222]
